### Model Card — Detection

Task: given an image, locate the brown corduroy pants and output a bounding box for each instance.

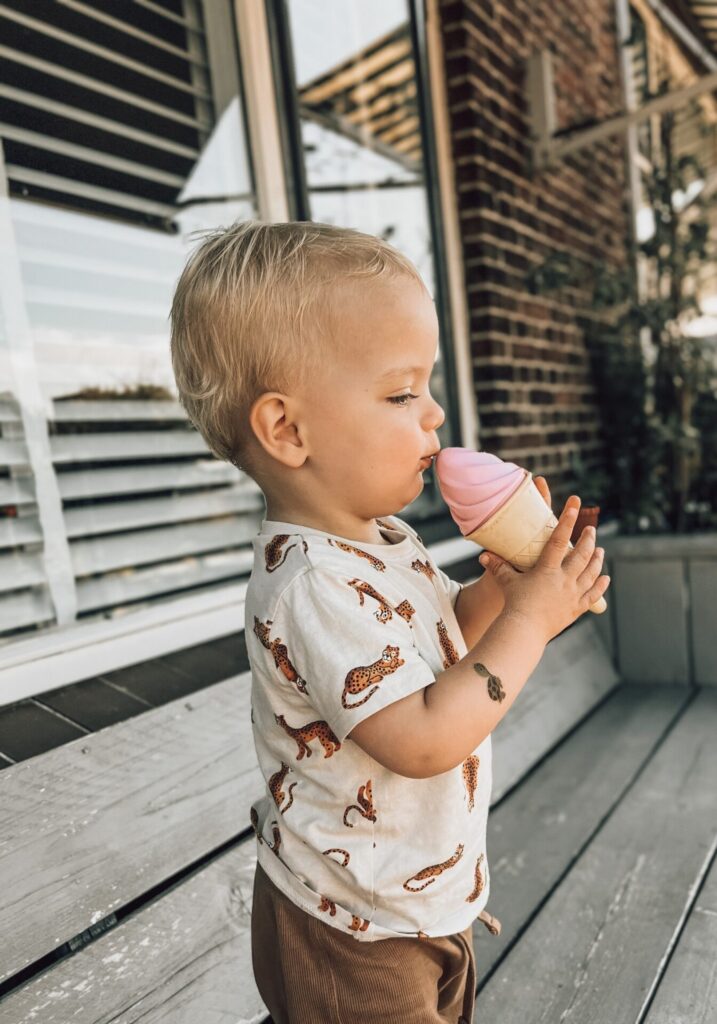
[251,860,477,1024]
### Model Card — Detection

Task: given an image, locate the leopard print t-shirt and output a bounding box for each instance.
[247,513,499,942]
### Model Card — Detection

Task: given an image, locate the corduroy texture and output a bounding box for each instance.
[251,861,477,1023]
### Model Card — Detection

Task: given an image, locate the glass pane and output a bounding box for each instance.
[0,0,259,642]
[283,0,450,518]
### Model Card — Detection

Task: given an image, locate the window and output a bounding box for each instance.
[267,0,461,521]
[0,0,259,642]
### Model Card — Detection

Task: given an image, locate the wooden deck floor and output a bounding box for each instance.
[0,592,714,1024]
[475,682,717,1023]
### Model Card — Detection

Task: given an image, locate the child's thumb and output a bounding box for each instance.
[479,551,508,573]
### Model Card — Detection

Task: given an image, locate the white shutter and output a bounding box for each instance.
[1,393,265,639]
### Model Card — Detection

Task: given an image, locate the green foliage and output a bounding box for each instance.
[527,101,717,535]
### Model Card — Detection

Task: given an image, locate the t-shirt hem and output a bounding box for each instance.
[255,840,491,943]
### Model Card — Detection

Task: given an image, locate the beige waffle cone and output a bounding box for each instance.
[464,471,607,615]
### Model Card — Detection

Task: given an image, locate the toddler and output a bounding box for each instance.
[169,221,609,1023]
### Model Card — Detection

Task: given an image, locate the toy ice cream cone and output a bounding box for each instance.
[570,505,600,547]
[434,449,607,615]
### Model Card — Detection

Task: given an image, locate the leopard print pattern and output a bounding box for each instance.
[347,579,416,626]
[264,535,297,572]
[403,843,464,892]
[462,754,480,812]
[250,806,282,856]
[466,852,487,903]
[268,761,297,814]
[323,847,351,866]
[343,779,376,828]
[342,644,405,709]
[327,537,387,571]
[411,556,437,581]
[393,598,416,623]
[275,713,342,759]
[437,618,461,669]
[254,616,309,694]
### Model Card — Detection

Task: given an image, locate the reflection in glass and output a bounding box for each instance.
[0,0,259,639]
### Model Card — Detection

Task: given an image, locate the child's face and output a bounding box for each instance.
[255,274,446,535]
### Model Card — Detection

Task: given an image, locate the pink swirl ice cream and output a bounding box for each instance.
[434,447,527,536]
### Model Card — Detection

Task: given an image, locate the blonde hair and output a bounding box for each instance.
[169,220,426,477]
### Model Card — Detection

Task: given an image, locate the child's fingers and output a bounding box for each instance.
[538,496,580,569]
[534,475,552,511]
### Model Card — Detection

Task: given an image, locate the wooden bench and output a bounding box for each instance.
[1,543,715,1023]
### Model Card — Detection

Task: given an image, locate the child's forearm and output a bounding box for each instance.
[420,609,548,778]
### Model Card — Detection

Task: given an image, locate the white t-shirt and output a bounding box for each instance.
[246,513,499,942]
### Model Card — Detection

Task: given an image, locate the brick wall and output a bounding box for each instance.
[439,0,632,506]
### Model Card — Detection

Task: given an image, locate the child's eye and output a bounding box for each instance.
[387,393,419,407]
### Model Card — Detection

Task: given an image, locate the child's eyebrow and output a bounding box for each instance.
[376,365,427,380]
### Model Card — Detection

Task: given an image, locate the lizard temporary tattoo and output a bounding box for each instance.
[473,662,506,702]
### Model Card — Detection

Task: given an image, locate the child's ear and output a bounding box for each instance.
[249,392,307,468]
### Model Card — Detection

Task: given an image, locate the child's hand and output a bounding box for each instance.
[477,473,550,606]
[478,495,610,642]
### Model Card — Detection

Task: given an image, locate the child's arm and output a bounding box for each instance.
[347,607,546,778]
[453,570,505,650]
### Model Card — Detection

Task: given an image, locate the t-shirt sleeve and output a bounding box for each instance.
[272,568,437,744]
[436,566,464,609]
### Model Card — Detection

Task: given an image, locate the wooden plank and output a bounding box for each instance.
[75,547,252,613]
[0,581,250,704]
[477,687,717,1023]
[50,431,210,463]
[64,485,261,539]
[0,839,266,1024]
[56,461,246,500]
[0,674,255,983]
[69,518,256,577]
[98,659,244,708]
[0,590,54,635]
[0,514,42,547]
[644,844,717,1024]
[0,700,87,761]
[602,531,717,559]
[0,438,28,467]
[33,679,150,731]
[159,634,249,681]
[0,475,35,505]
[490,616,621,801]
[613,559,691,684]
[0,398,19,422]
[476,684,690,979]
[690,558,717,685]
[0,550,45,592]
[50,400,186,422]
